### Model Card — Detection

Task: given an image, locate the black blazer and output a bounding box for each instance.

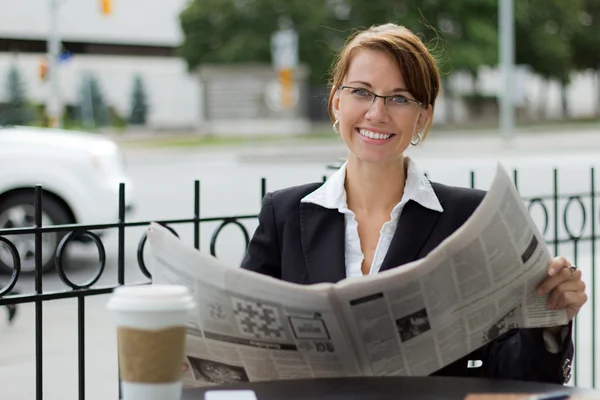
[241,180,573,384]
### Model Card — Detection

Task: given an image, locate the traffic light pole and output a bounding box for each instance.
[47,0,62,128]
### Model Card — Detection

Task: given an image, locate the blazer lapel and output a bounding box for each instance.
[379,200,441,272]
[299,202,346,284]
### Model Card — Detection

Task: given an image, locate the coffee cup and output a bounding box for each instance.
[107,284,195,400]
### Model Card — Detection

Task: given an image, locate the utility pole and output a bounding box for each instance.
[47,0,62,128]
[499,0,515,141]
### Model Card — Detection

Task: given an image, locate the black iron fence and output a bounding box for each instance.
[0,167,597,399]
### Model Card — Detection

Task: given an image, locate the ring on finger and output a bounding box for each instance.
[569,265,577,280]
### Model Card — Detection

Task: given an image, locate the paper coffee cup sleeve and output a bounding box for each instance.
[118,326,187,383]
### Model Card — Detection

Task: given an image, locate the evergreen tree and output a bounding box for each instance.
[1,64,33,125]
[77,73,108,128]
[128,74,149,125]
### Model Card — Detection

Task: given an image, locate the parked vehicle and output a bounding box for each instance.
[0,126,135,273]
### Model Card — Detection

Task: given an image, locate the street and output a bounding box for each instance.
[2,128,600,399]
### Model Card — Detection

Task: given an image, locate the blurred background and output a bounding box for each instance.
[0,0,598,137]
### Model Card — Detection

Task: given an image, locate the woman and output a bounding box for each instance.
[241,23,586,383]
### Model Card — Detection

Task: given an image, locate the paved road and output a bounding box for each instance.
[3,127,600,399]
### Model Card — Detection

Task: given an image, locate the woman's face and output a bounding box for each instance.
[332,48,430,165]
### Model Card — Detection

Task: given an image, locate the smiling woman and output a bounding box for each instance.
[331,46,431,166]
[240,23,586,384]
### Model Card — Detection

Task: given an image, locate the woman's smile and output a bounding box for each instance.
[355,127,397,145]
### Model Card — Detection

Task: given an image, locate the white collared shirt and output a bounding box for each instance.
[301,157,443,278]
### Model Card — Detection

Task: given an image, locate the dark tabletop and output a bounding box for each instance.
[181,376,598,400]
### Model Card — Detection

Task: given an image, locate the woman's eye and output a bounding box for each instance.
[390,96,409,104]
[351,89,370,97]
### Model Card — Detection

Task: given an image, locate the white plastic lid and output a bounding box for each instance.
[107,284,195,312]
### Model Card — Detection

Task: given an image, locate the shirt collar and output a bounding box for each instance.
[301,157,443,213]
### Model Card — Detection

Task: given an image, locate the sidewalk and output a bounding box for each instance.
[0,295,119,400]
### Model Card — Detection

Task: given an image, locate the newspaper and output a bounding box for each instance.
[145,163,568,388]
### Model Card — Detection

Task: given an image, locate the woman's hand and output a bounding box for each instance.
[536,256,587,325]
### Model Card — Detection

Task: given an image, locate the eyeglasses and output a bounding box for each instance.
[338,85,423,110]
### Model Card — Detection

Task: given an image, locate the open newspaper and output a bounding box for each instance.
[145,163,568,388]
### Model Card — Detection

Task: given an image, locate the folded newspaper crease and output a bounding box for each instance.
[146,163,568,388]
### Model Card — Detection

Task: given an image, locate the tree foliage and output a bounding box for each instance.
[339,0,499,75]
[77,73,109,128]
[178,0,597,90]
[571,0,600,72]
[514,0,586,84]
[179,0,339,85]
[129,74,149,125]
[0,64,34,125]
[571,0,600,115]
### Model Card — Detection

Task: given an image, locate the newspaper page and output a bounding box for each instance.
[147,225,362,388]
[332,163,568,377]
[145,162,568,386]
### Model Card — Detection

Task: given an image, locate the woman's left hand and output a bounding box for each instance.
[536,256,587,322]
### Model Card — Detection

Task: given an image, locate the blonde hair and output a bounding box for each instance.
[327,23,440,139]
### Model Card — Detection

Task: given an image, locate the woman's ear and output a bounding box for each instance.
[332,91,341,121]
[416,105,432,133]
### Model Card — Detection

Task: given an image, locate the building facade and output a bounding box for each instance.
[0,0,200,130]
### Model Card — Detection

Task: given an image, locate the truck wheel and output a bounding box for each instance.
[0,192,72,274]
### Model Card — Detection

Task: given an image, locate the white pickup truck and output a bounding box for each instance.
[0,126,135,273]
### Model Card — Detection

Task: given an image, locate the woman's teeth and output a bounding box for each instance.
[358,129,392,140]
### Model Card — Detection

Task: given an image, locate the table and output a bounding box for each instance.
[181,376,599,400]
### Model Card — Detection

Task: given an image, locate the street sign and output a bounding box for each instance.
[270,29,298,69]
[270,29,299,110]
[58,50,73,62]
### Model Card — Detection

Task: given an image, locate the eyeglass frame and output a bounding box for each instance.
[337,85,424,107]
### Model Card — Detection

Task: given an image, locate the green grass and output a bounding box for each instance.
[425,116,600,134]
[50,115,600,150]
[117,130,341,149]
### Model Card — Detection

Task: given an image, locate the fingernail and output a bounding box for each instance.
[548,268,555,276]
[537,289,544,296]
